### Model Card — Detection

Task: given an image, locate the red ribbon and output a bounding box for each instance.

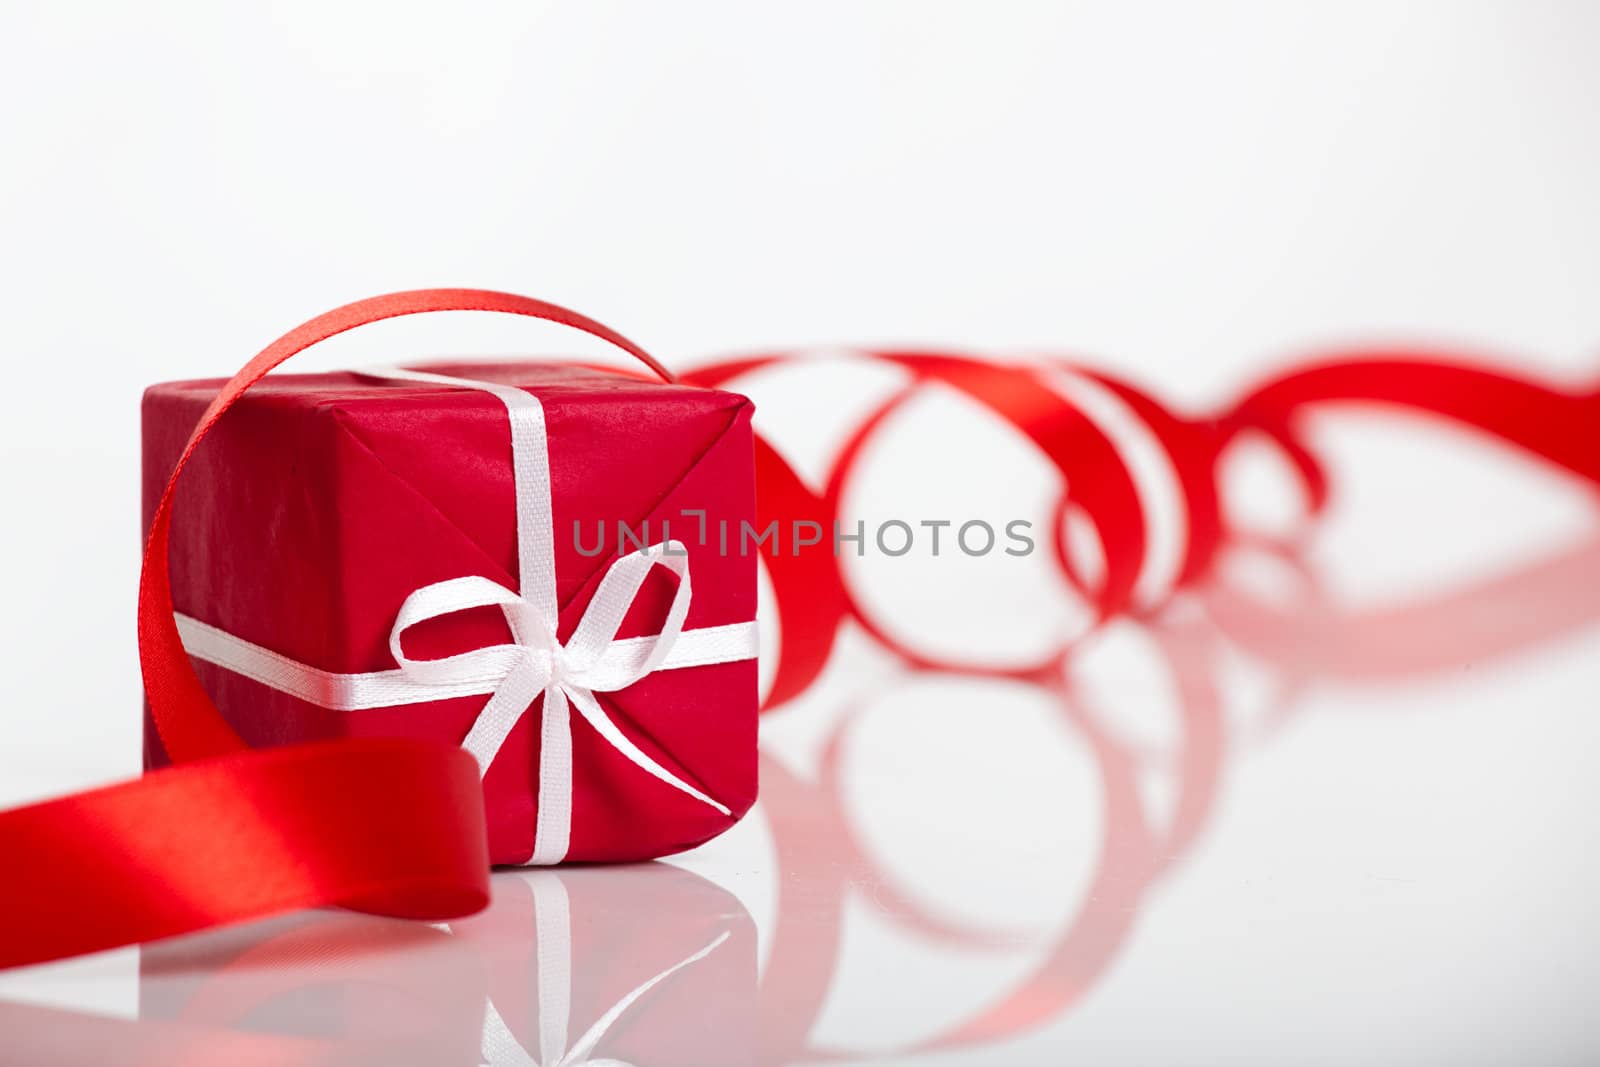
[2,292,1595,976]
[687,347,1598,696]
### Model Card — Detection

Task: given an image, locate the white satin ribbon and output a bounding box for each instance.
[176,365,757,865]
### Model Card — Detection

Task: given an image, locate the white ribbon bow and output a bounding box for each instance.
[175,365,757,865]
[390,539,728,864]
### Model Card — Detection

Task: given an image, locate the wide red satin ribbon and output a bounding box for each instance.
[1,289,671,970]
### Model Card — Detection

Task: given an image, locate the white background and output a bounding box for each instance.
[3,0,1599,786]
[2,3,1598,1064]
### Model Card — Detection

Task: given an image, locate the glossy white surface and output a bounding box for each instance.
[4,522,1596,1064]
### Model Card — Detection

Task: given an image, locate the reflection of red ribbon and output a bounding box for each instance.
[4,906,488,1064]
[5,861,755,1065]
[751,534,1599,1064]
[753,626,1227,1064]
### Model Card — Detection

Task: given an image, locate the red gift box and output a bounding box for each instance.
[142,359,759,865]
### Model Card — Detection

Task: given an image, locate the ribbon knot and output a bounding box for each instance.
[390,539,728,866]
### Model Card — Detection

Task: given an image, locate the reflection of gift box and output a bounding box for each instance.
[449,865,757,1067]
[135,865,755,1067]
[143,361,759,864]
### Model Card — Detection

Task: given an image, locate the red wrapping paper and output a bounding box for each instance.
[142,360,759,864]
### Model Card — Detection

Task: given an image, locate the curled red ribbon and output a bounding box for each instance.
[1,293,1595,977]
[685,347,1599,698]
